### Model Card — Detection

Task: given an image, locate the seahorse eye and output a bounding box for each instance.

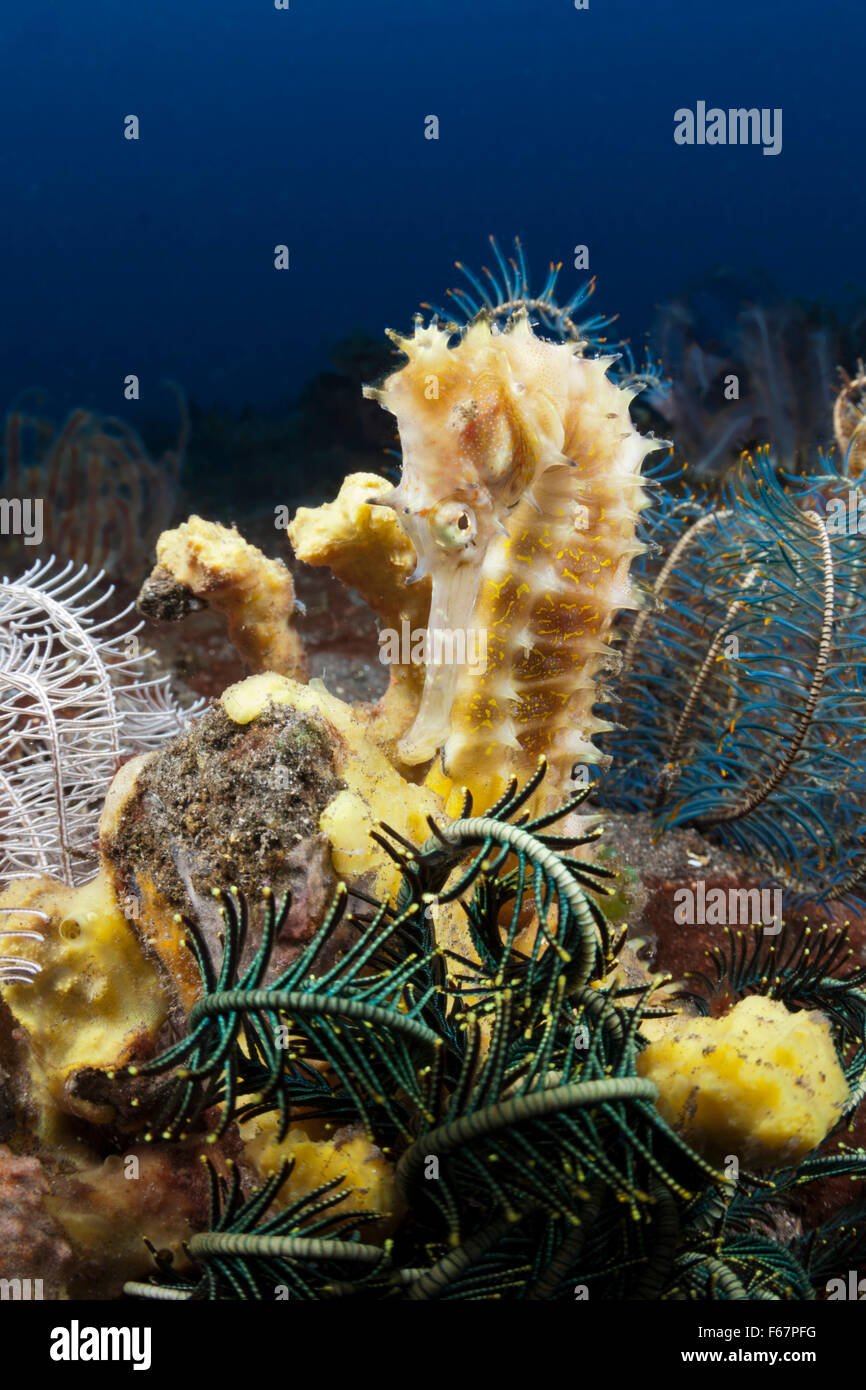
[428,498,477,552]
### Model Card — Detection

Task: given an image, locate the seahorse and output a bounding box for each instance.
[363,309,661,813]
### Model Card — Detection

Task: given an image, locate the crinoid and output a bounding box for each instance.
[418,236,668,400]
[118,761,866,1301]
[0,906,47,986]
[124,1159,391,1301]
[643,288,848,481]
[0,557,197,888]
[117,880,444,1146]
[0,385,186,580]
[598,446,866,900]
[419,235,618,349]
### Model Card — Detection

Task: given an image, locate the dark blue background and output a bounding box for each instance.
[1,0,862,415]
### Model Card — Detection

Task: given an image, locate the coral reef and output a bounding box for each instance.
[1,242,865,1301]
[217,672,443,904]
[240,1120,401,1238]
[111,768,866,1300]
[0,1147,75,1297]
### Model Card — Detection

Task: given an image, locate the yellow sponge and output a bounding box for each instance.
[241,1116,402,1238]
[636,994,848,1168]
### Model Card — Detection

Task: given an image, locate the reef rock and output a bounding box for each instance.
[0,1147,75,1298]
[100,673,443,1006]
[100,696,343,1004]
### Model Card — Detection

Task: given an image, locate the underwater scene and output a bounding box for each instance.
[3,0,866,1343]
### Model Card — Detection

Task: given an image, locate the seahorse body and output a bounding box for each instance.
[364,311,659,813]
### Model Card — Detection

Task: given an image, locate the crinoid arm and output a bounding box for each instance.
[419,235,620,351]
[599,448,866,899]
[0,557,198,887]
[105,761,866,1302]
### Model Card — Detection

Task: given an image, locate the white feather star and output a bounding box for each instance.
[0,556,199,888]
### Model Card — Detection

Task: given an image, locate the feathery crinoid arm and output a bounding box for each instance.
[599,447,866,898]
[0,557,197,887]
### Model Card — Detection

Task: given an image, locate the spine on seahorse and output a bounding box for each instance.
[364,311,660,814]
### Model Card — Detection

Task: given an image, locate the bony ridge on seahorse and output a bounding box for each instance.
[363,308,662,814]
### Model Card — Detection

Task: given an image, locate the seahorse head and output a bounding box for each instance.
[368,314,540,539]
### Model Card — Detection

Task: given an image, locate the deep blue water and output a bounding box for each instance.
[1,0,864,418]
